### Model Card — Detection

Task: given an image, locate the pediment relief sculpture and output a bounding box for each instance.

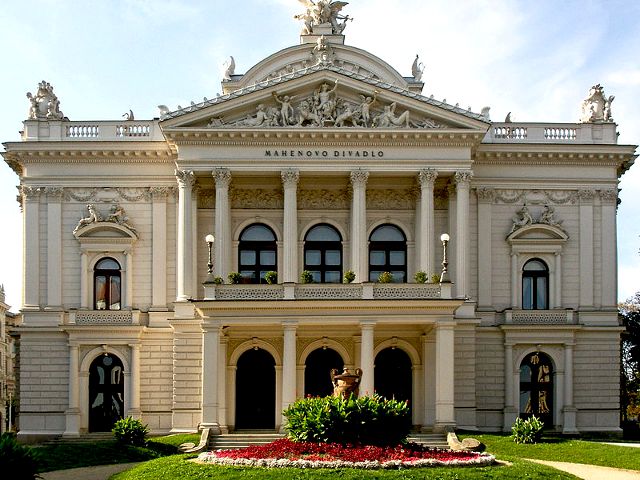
[207,81,448,129]
[509,205,565,236]
[73,203,137,236]
[580,84,614,123]
[26,80,65,121]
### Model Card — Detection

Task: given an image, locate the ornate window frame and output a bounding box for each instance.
[507,224,568,309]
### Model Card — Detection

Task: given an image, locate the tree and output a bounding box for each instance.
[620,293,640,428]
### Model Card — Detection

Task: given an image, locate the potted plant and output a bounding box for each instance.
[343,270,356,284]
[300,270,314,284]
[228,272,242,284]
[213,276,224,285]
[414,271,427,284]
[430,273,442,283]
[264,271,278,285]
[377,271,393,283]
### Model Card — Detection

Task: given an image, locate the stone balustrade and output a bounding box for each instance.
[21,119,165,141]
[483,122,618,144]
[67,310,139,325]
[203,282,450,301]
[504,309,575,324]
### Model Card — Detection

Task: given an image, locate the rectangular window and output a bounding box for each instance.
[241,250,256,266]
[260,250,276,266]
[325,271,341,283]
[325,250,341,265]
[305,250,321,266]
[522,277,533,309]
[389,251,405,265]
[95,276,107,310]
[110,277,121,310]
[536,277,547,309]
[370,251,385,265]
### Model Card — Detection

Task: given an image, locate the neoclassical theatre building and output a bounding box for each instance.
[3,8,637,441]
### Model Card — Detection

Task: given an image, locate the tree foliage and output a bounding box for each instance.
[620,293,640,426]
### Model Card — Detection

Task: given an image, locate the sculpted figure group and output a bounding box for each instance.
[26,80,65,120]
[73,204,136,235]
[510,205,563,234]
[580,83,614,123]
[295,0,351,35]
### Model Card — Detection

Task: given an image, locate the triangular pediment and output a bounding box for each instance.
[160,67,490,134]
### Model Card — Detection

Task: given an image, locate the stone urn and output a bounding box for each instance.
[330,367,362,399]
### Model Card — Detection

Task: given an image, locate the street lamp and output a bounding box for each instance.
[205,234,215,277]
[439,233,450,283]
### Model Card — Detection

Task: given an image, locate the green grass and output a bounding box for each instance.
[111,454,577,479]
[34,433,200,473]
[470,433,640,472]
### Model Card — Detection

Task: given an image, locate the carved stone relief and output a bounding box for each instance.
[73,203,137,235]
[493,189,579,205]
[298,189,349,209]
[64,187,160,203]
[509,205,565,235]
[230,188,283,209]
[367,189,416,210]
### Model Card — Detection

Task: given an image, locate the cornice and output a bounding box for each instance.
[162,128,485,148]
[475,149,631,167]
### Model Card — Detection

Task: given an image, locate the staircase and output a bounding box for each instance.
[208,431,284,450]
[405,433,449,449]
[40,432,115,445]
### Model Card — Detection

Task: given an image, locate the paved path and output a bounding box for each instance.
[40,462,140,480]
[526,459,640,480]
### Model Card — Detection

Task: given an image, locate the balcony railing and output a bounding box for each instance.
[203,282,450,301]
[504,309,575,324]
[483,122,618,145]
[67,310,140,325]
[21,119,165,142]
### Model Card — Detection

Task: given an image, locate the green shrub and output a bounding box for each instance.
[377,271,393,283]
[430,273,442,283]
[414,271,427,283]
[0,432,41,480]
[212,276,223,285]
[343,270,356,283]
[511,415,544,444]
[300,270,314,284]
[113,417,149,446]
[227,272,242,284]
[283,394,410,446]
[264,271,278,284]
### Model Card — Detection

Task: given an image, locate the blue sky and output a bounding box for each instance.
[1,0,639,310]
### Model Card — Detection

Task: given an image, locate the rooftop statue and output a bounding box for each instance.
[580,84,614,123]
[223,56,235,81]
[26,80,65,120]
[411,55,425,82]
[295,0,351,35]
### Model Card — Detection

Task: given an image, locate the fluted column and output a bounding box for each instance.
[350,170,369,282]
[22,186,41,309]
[434,321,455,431]
[46,187,64,309]
[128,343,141,418]
[202,321,221,433]
[418,169,438,276]
[63,343,80,437]
[281,170,300,283]
[213,168,232,279]
[175,170,195,301]
[281,321,298,429]
[455,171,473,299]
[359,320,375,396]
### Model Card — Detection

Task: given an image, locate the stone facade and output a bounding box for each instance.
[2,12,636,441]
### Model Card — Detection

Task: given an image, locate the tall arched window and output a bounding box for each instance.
[519,351,553,427]
[368,224,407,283]
[238,224,277,284]
[304,224,342,283]
[522,259,549,309]
[94,258,121,310]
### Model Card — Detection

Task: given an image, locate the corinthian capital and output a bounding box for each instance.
[213,167,232,188]
[418,168,438,187]
[281,169,300,188]
[175,169,195,188]
[20,185,42,201]
[350,169,369,188]
[475,187,496,202]
[455,170,474,185]
[45,186,65,200]
[599,188,618,205]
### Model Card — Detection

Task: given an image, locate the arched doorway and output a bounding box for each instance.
[375,347,412,408]
[235,348,276,430]
[305,348,344,397]
[89,353,124,432]
[519,351,554,427]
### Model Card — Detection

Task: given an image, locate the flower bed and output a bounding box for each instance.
[197,438,495,469]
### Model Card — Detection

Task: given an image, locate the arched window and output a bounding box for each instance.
[238,224,277,284]
[368,224,407,283]
[304,224,343,283]
[94,258,121,310]
[522,259,549,309]
[519,351,553,427]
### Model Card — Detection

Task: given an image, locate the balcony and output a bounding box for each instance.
[67,310,140,325]
[203,282,451,301]
[483,122,618,145]
[504,309,575,325]
[21,119,165,142]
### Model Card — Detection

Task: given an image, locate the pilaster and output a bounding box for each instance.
[213,168,232,279]
[281,321,298,430]
[455,171,473,299]
[600,189,618,308]
[281,169,300,283]
[476,187,494,308]
[350,170,369,282]
[150,187,170,310]
[578,190,595,308]
[63,343,80,437]
[202,321,221,433]
[128,343,141,418]
[22,186,41,309]
[46,187,64,309]
[418,169,438,276]
[563,342,578,434]
[176,170,195,301]
[503,342,517,431]
[434,320,455,432]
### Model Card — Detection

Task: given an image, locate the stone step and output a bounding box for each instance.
[40,432,115,445]
[406,434,449,448]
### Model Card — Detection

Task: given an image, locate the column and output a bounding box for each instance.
[503,342,517,431]
[80,252,89,309]
[447,183,457,285]
[218,334,228,432]
[511,253,519,308]
[418,169,438,275]
[350,170,369,282]
[455,171,473,299]
[22,186,41,309]
[128,343,141,418]
[434,320,455,432]
[281,170,300,283]
[46,187,64,309]
[421,333,436,429]
[125,251,133,309]
[175,170,195,301]
[359,320,375,396]
[63,343,80,437]
[150,187,170,309]
[202,322,221,433]
[600,189,618,308]
[563,342,578,433]
[213,168,232,279]
[476,187,494,308]
[578,189,594,308]
[281,321,298,430]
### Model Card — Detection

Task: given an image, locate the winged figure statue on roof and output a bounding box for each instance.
[295,0,351,35]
